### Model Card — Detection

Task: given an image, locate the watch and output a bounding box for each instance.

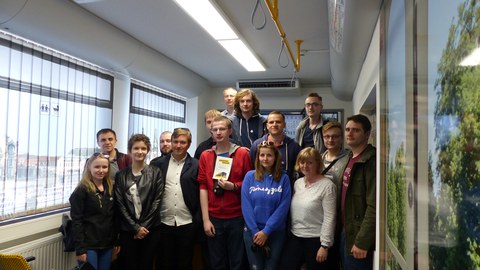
[321,245,329,250]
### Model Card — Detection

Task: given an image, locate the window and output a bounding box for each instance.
[0,31,113,221]
[129,81,186,161]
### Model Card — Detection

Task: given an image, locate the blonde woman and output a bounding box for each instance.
[70,152,119,270]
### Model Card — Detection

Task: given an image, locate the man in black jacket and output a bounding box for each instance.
[151,127,199,270]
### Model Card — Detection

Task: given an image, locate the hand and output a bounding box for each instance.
[134,226,149,240]
[113,246,121,255]
[316,247,328,263]
[76,253,87,263]
[203,219,216,237]
[253,231,268,246]
[351,244,368,259]
[218,179,234,191]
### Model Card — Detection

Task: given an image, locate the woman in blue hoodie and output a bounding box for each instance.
[241,141,292,270]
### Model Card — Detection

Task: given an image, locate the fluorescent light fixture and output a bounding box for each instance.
[219,40,265,71]
[174,0,265,72]
[460,48,480,66]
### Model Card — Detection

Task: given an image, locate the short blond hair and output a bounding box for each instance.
[294,147,325,174]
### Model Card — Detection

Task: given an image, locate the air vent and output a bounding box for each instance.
[236,79,301,95]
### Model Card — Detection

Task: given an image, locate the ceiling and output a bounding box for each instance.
[0,0,382,100]
[75,0,331,88]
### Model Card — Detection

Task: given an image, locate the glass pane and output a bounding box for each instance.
[386,0,407,262]
[428,0,480,269]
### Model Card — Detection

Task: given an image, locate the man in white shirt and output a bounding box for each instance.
[150,128,199,270]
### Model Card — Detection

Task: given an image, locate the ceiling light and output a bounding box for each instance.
[174,0,265,72]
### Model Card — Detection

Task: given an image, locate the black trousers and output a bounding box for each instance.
[118,226,161,270]
[157,222,196,270]
[279,233,329,270]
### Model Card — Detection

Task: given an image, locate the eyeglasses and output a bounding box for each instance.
[93,152,110,158]
[259,141,274,147]
[305,103,322,107]
[323,135,341,140]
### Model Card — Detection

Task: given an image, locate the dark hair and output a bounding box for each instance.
[346,114,372,132]
[234,89,261,115]
[306,92,323,102]
[268,111,285,122]
[127,134,151,152]
[254,141,282,181]
[96,128,117,141]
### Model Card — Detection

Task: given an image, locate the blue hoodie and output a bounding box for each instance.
[241,170,292,236]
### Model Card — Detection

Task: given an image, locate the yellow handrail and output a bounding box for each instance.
[264,0,303,72]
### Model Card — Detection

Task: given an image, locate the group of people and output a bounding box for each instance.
[69,88,376,270]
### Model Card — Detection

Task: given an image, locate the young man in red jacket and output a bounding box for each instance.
[198,116,252,270]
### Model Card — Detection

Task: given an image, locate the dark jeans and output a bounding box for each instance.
[207,216,244,270]
[340,230,373,270]
[119,226,161,270]
[243,228,285,270]
[157,222,196,270]
[278,233,326,270]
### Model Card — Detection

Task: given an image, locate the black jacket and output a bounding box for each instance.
[114,165,164,232]
[150,153,201,224]
[69,182,117,255]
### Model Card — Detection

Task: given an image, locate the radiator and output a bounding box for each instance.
[0,233,77,270]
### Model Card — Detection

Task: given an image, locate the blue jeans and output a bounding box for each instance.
[340,230,373,270]
[207,216,245,270]
[77,248,112,270]
[243,228,285,270]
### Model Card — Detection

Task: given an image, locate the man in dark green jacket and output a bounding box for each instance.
[340,114,376,270]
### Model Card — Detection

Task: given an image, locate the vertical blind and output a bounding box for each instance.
[0,31,113,221]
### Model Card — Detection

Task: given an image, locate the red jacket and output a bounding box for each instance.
[198,144,252,219]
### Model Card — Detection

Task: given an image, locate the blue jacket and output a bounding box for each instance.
[250,134,301,184]
[230,113,267,148]
[150,153,200,224]
[241,170,291,236]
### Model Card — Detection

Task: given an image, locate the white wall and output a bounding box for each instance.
[353,19,380,114]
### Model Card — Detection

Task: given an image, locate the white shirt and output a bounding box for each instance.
[290,176,337,247]
[160,155,193,226]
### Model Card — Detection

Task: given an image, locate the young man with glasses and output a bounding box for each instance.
[321,121,351,270]
[150,128,199,270]
[250,111,301,185]
[197,116,252,270]
[96,128,132,180]
[295,93,327,152]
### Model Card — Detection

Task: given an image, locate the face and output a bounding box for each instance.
[304,96,323,118]
[323,127,343,150]
[298,158,318,176]
[89,157,109,182]
[258,147,275,171]
[160,133,172,155]
[239,94,253,114]
[171,134,190,159]
[129,141,149,162]
[266,114,286,136]
[223,89,237,108]
[205,116,215,131]
[345,121,370,148]
[97,132,117,154]
[211,120,232,144]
